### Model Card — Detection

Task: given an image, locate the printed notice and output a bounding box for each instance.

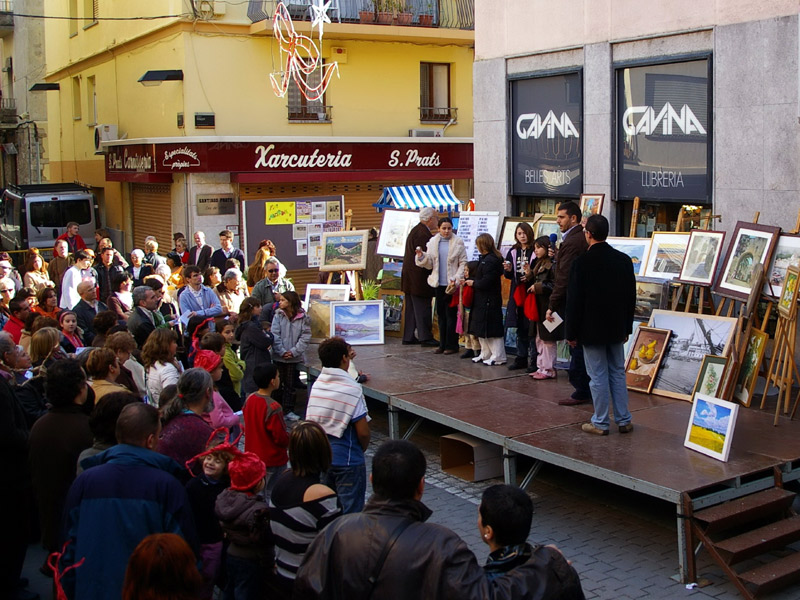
[293,224,308,240]
[296,201,311,223]
[307,233,322,267]
[323,220,343,233]
[308,223,323,235]
[296,239,308,256]
[265,201,295,225]
[312,202,326,222]
[326,201,342,221]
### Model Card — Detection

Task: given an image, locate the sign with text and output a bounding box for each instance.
[196,194,235,216]
[510,72,583,197]
[456,211,501,262]
[617,58,711,202]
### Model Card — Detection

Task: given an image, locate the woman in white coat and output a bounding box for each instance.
[415,217,467,354]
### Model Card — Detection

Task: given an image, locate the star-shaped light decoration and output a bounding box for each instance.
[309,0,332,38]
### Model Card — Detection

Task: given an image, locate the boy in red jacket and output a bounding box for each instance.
[243,363,288,499]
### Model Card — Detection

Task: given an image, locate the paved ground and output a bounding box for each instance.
[21,387,800,599]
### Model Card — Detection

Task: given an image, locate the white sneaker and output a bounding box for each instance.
[284,411,301,421]
[472,356,484,363]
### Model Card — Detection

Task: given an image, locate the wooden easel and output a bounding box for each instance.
[760,297,799,425]
[629,197,640,238]
[327,270,364,300]
[671,283,713,314]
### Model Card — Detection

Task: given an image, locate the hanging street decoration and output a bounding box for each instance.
[269,1,339,102]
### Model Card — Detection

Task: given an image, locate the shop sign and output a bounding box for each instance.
[196,194,235,216]
[509,72,583,197]
[617,58,711,202]
[106,145,155,173]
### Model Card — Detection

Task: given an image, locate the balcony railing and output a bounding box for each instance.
[0,1,12,13]
[0,97,15,123]
[288,104,332,122]
[419,106,457,123]
[248,0,473,30]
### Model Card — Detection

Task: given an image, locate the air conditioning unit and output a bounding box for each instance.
[94,124,119,153]
[409,129,443,138]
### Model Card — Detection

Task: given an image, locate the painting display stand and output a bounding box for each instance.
[328,270,363,300]
[760,299,800,424]
[671,283,714,314]
[629,197,640,237]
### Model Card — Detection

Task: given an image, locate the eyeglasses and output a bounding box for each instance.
[267,269,279,273]
[0,288,11,293]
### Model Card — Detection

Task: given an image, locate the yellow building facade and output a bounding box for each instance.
[43,0,474,288]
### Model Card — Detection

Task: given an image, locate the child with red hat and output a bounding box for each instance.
[194,349,240,436]
[215,451,275,599]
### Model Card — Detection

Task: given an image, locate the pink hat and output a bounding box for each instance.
[228,452,266,492]
[193,349,222,373]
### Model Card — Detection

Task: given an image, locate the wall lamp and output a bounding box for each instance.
[138,70,184,87]
[29,83,60,91]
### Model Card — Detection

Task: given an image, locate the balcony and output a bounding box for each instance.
[248,0,473,30]
[0,0,12,35]
[419,106,457,124]
[288,104,332,123]
[0,97,15,124]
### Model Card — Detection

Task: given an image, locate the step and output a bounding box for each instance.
[713,515,800,564]
[693,488,796,534]
[738,551,800,596]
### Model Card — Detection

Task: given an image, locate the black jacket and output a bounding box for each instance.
[401,222,434,298]
[235,317,274,396]
[126,264,154,287]
[95,263,125,306]
[468,253,505,339]
[74,299,108,345]
[127,307,156,348]
[565,242,636,345]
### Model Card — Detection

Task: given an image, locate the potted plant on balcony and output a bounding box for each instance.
[395,1,413,26]
[376,0,394,24]
[359,0,375,23]
[418,1,435,27]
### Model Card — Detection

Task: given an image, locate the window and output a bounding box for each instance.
[29,200,92,228]
[288,67,329,122]
[72,76,81,120]
[420,62,451,122]
[83,0,98,27]
[69,0,78,36]
[86,75,97,125]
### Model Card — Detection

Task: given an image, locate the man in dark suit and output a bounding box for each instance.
[401,207,438,346]
[95,246,125,304]
[547,201,592,406]
[73,281,108,345]
[210,229,246,271]
[566,215,636,436]
[127,286,161,347]
[188,231,213,271]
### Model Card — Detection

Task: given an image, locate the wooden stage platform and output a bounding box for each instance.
[303,338,800,583]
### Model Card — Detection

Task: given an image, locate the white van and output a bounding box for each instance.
[0,184,99,254]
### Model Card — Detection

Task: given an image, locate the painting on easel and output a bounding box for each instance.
[713,221,780,301]
[320,230,370,272]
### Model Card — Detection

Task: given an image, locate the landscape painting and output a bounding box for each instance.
[714,221,780,300]
[304,284,350,343]
[634,277,670,321]
[642,232,690,280]
[330,300,384,345]
[684,394,739,462]
[377,210,419,258]
[608,237,651,276]
[320,230,370,272]
[380,261,403,291]
[763,234,800,298]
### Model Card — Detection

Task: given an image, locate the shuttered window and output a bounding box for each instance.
[132,184,173,252]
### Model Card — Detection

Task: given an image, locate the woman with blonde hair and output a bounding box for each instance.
[86,347,128,401]
[465,233,506,365]
[23,249,54,293]
[30,326,64,368]
[141,328,183,406]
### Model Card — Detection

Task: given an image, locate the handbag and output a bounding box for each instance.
[524,290,539,322]
[513,283,526,308]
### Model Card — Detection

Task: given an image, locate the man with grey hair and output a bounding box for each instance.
[73,280,108,345]
[251,256,294,327]
[189,230,213,270]
[127,285,161,347]
[217,267,247,315]
[401,207,439,346]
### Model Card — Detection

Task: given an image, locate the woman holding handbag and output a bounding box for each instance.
[528,236,558,380]
[415,217,467,355]
[503,223,537,372]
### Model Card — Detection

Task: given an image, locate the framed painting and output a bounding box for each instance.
[677,230,726,286]
[763,234,800,298]
[733,328,769,407]
[535,217,560,240]
[713,221,781,301]
[377,210,419,258]
[379,290,404,338]
[642,232,690,280]
[607,237,651,276]
[778,265,800,319]
[498,215,542,257]
[647,310,738,401]
[684,394,739,462]
[304,284,350,343]
[634,277,671,322]
[692,355,729,398]
[624,326,671,393]
[579,193,604,224]
[329,300,385,345]
[320,230,370,272]
[380,260,403,292]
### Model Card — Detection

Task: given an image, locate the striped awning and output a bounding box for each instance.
[374,185,462,212]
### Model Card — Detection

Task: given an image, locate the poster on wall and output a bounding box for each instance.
[509,71,583,197]
[456,211,501,262]
[617,58,711,202]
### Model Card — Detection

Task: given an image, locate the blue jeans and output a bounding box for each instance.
[324,464,366,514]
[568,343,592,398]
[583,343,632,430]
[224,555,266,600]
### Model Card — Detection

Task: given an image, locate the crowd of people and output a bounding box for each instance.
[0,205,635,599]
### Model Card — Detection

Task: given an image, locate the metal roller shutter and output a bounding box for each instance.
[132,184,173,251]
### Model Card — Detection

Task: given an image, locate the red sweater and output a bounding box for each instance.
[243,392,289,467]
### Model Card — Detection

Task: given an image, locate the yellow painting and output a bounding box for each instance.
[266,201,296,225]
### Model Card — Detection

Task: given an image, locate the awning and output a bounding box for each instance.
[374,185,462,212]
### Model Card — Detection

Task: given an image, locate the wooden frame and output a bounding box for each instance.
[777,265,800,319]
[607,237,651,276]
[734,328,768,407]
[763,234,800,298]
[647,310,738,401]
[579,193,604,224]
[379,290,405,338]
[498,215,542,256]
[713,221,781,301]
[320,230,370,272]
[304,284,350,343]
[329,300,385,345]
[692,355,729,398]
[376,209,419,258]
[684,394,739,462]
[677,230,726,286]
[624,326,671,393]
[642,232,691,280]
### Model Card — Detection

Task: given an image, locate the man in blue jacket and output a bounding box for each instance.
[59,403,197,600]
